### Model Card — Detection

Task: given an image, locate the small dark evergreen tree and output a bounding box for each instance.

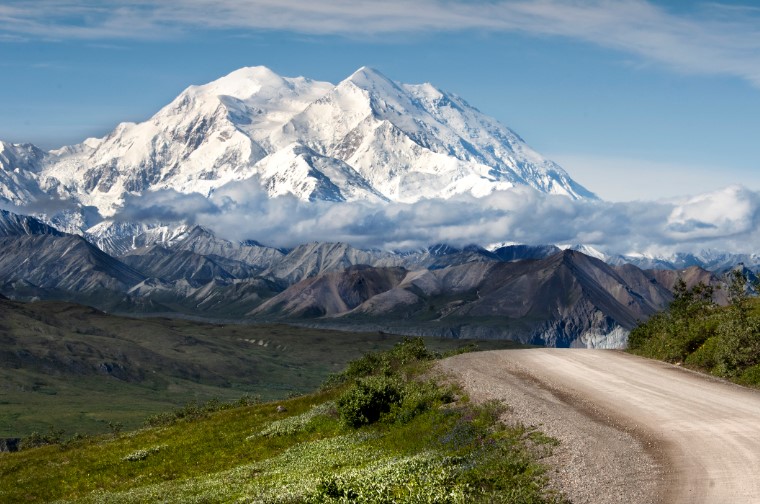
[628,278,716,362]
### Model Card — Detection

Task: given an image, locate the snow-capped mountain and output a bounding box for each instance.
[557,243,609,262]
[84,221,196,257]
[43,67,336,213]
[0,142,54,206]
[273,67,595,202]
[0,66,595,231]
[607,249,760,273]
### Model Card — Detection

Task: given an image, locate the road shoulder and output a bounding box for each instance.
[438,351,666,504]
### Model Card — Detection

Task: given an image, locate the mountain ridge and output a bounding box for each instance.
[248,249,719,347]
[0,65,595,234]
[0,208,730,347]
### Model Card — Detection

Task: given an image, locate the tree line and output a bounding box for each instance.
[628,270,760,386]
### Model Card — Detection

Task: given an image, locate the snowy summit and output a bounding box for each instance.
[0,66,596,230]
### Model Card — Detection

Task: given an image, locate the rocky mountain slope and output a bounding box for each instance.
[252,250,713,347]
[0,210,145,306]
[0,208,63,237]
[0,210,725,347]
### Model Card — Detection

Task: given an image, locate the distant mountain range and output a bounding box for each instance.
[0,208,732,348]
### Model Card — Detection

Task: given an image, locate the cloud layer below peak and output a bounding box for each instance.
[110,180,760,256]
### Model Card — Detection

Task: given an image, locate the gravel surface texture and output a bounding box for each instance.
[439,349,760,504]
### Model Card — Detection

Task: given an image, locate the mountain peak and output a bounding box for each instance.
[221,65,283,83]
[344,66,399,93]
[192,66,289,100]
[349,65,385,79]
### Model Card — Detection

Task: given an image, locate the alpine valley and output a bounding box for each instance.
[0,66,747,348]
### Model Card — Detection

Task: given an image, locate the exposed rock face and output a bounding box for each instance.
[0,210,144,303]
[252,265,408,317]
[0,438,19,453]
[0,234,144,296]
[0,209,64,237]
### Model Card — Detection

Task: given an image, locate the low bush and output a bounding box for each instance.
[18,428,64,450]
[322,337,439,390]
[334,338,459,429]
[685,336,720,369]
[738,364,760,387]
[390,379,455,425]
[338,376,404,428]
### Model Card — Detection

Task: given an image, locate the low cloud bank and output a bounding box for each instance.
[111,179,760,255]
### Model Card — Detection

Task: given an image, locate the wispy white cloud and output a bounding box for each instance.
[3,1,760,87]
[111,180,760,256]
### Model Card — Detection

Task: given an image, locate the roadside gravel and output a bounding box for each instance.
[439,350,664,504]
[440,348,760,504]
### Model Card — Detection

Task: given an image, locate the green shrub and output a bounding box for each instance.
[390,379,455,425]
[628,312,674,358]
[738,364,760,387]
[712,314,760,377]
[19,427,64,450]
[347,352,385,377]
[108,421,123,436]
[389,337,437,364]
[337,376,404,428]
[629,272,760,389]
[313,476,358,500]
[629,279,718,362]
[685,336,720,370]
[331,339,462,428]
[322,338,439,390]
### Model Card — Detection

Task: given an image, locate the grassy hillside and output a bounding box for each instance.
[627,272,760,387]
[0,340,565,503]
[0,298,522,437]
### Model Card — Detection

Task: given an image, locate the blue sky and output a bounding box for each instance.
[1,0,759,201]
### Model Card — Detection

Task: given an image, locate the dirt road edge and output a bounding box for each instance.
[439,351,669,504]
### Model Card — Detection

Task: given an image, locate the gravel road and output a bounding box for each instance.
[439,349,760,504]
